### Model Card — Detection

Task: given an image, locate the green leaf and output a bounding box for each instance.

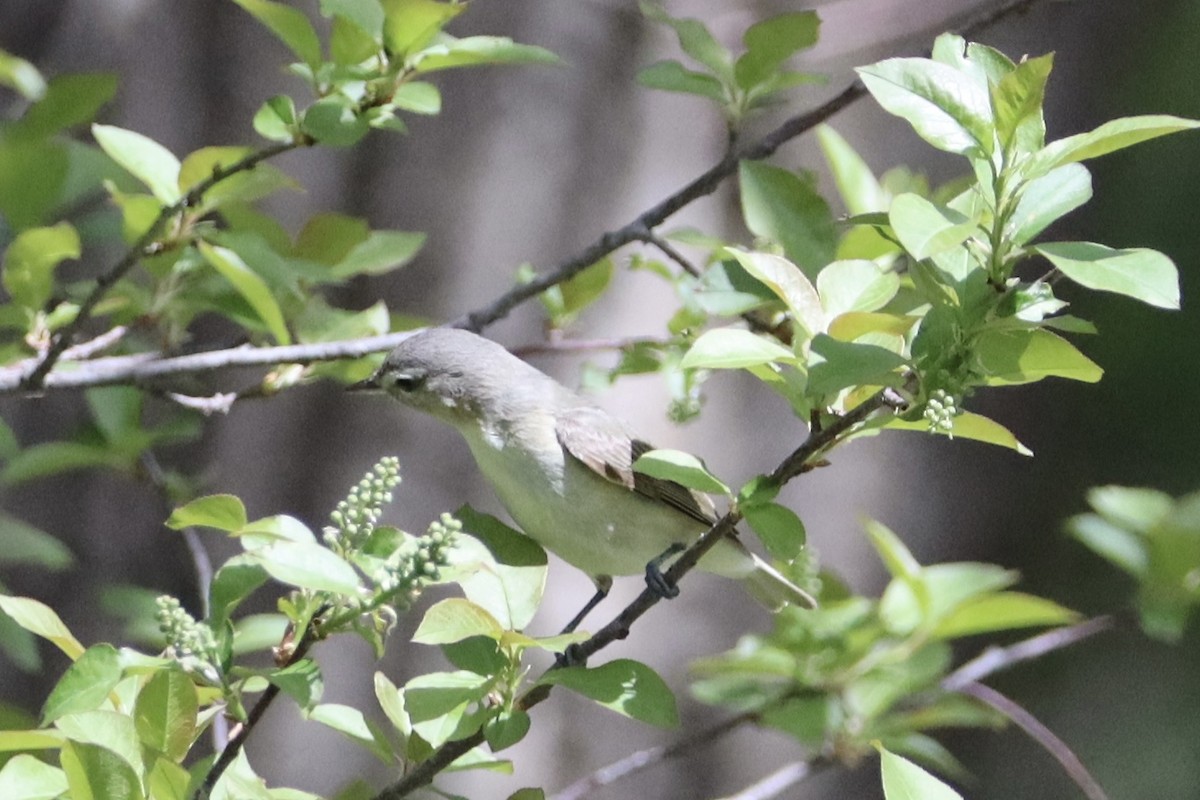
[1025,114,1200,178]
[1036,241,1180,310]
[484,710,530,752]
[0,754,69,800]
[42,644,121,725]
[760,696,831,745]
[2,223,81,309]
[232,613,289,655]
[633,449,729,495]
[321,0,385,38]
[293,212,369,265]
[252,95,298,143]
[734,11,820,90]
[538,659,678,728]
[308,703,392,762]
[0,49,46,100]
[888,194,976,260]
[0,442,125,486]
[197,242,292,344]
[857,57,994,156]
[743,502,806,562]
[17,73,118,138]
[413,599,504,645]
[639,2,731,79]
[231,0,322,68]
[330,230,426,278]
[0,513,73,570]
[1069,513,1148,577]
[249,541,361,594]
[817,124,889,215]
[259,659,323,711]
[413,34,559,72]
[380,0,465,57]
[807,334,906,396]
[724,248,826,336]
[739,161,835,276]
[300,98,370,147]
[209,558,270,628]
[209,749,271,800]
[55,711,141,781]
[974,328,1102,385]
[886,411,1033,456]
[1089,485,1174,533]
[817,259,899,318]
[451,506,548,631]
[0,595,85,659]
[865,519,922,581]
[636,61,725,102]
[679,328,795,370]
[134,669,198,761]
[880,746,963,800]
[404,670,492,722]
[166,495,247,533]
[0,730,65,753]
[178,146,296,210]
[391,81,441,114]
[990,53,1053,149]
[60,740,143,800]
[1008,163,1091,245]
[92,124,181,204]
[934,592,1077,639]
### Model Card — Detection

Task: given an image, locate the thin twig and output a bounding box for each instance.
[636,231,703,278]
[716,762,812,800]
[510,335,664,359]
[942,616,1112,691]
[959,681,1109,800]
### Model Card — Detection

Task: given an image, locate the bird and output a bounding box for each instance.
[352,327,815,628]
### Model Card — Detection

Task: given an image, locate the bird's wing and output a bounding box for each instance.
[555,405,717,526]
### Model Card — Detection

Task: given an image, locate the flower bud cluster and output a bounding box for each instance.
[375,513,461,605]
[155,595,221,684]
[923,388,960,434]
[325,457,402,554]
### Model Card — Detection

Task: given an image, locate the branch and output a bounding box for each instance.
[959,682,1110,800]
[942,616,1112,692]
[20,140,303,391]
[372,390,898,800]
[716,762,812,800]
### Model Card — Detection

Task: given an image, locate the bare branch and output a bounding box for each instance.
[959,681,1110,800]
[942,617,1113,692]
[716,762,812,800]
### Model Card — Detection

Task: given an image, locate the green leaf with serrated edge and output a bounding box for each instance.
[0,513,73,570]
[1024,114,1200,178]
[249,541,361,594]
[0,595,84,659]
[991,53,1052,149]
[633,449,729,495]
[134,669,198,761]
[412,35,559,72]
[413,599,504,645]
[1008,163,1091,245]
[484,709,530,752]
[93,124,181,204]
[743,502,805,562]
[60,740,142,800]
[391,81,441,114]
[167,495,247,532]
[639,2,731,79]
[380,0,464,57]
[974,328,1102,385]
[42,644,121,724]
[55,711,141,778]
[857,58,993,156]
[739,161,836,276]
[308,704,391,762]
[0,753,69,799]
[885,411,1032,456]
[231,0,321,68]
[888,194,976,260]
[538,659,679,728]
[680,328,794,371]
[725,249,826,336]
[817,125,889,215]
[807,334,906,397]
[2,223,80,309]
[197,242,291,344]
[321,0,384,38]
[330,230,426,278]
[879,745,962,800]
[637,61,725,102]
[1036,241,1179,309]
[933,591,1077,639]
[252,95,297,143]
[817,259,899,318]
[734,11,819,90]
[18,73,117,138]
[450,506,547,631]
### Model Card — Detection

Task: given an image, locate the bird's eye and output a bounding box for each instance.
[390,372,424,392]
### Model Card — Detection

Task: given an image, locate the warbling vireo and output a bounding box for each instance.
[352,328,814,621]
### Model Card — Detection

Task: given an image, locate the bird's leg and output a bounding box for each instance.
[559,575,612,635]
[644,543,686,599]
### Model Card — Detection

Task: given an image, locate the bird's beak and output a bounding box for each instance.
[347,372,382,392]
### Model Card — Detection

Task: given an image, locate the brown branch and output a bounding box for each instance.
[942,616,1112,692]
[20,140,303,391]
[959,682,1109,800]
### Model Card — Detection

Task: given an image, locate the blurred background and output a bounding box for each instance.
[2,0,1199,797]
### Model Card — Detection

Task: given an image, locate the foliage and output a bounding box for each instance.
[0,2,1197,799]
